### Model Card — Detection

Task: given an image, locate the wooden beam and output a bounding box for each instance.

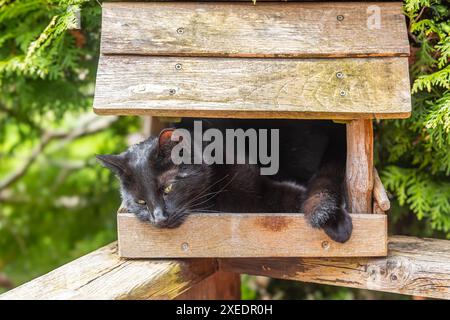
[2,236,449,300]
[118,212,387,258]
[219,236,450,299]
[101,2,409,58]
[0,243,216,300]
[346,120,374,212]
[94,55,411,119]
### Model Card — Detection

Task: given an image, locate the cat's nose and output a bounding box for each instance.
[152,207,167,225]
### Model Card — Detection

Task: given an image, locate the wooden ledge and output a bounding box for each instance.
[118,212,387,258]
[0,243,217,300]
[220,236,450,299]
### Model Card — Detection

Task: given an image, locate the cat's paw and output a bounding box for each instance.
[302,194,353,243]
[302,193,337,228]
[322,211,353,243]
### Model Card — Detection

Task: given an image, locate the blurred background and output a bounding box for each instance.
[0,0,449,299]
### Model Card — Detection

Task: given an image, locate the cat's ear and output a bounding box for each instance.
[157,128,182,156]
[96,154,127,176]
[158,128,177,148]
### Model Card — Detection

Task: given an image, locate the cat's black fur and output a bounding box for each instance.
[97,119,352,243]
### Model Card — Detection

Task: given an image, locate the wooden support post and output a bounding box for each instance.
[143,116,167,137]
[176,271,241,300]
[346,119,374,213]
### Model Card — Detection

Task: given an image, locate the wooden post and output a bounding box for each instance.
[346,119,374,213]
[143,116,167,137]
[176,271,241,300]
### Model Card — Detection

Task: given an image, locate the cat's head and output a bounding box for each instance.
[96,129,213,228]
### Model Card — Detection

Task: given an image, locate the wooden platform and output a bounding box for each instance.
[118,212,387,258]
[93,2,411,119]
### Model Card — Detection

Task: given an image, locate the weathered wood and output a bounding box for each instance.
[2,236,449,300]
[118,212,387,258]
[0,243,216,300]
[94,55,411,119]
[101,2,409,58]
[373,201,385,214]
[373,167,390,211]
[346,120,374,212]
[176,271,241,300]
[219,236,450,299]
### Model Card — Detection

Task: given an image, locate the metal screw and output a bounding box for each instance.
[181,242,189,252]
[336,71,345,79]
[175,63,182,70]
[169,89,176,95]
[321,241,330,250]
[337,15,344,21]
[177,27,185,34]
[339,90,347,97]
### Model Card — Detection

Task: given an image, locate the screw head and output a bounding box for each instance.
[336,71,345,79]
[339,90,347,97]
[181,242,189,252]
[169,89,176,95]
[175,63,182,70]
[337,15,344,21]
[176,27,185,34]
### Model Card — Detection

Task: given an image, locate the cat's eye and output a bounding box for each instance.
[136,199,146,205]
[163,184,173,194]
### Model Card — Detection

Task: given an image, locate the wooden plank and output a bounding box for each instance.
[219,236,450,299]
[176,271,241,300]
[101,2,409,58]
[0,243,216,300]
[93,55,411,119]
[118,212,387,258]
[346,120,374,212]
[373,167,390,211]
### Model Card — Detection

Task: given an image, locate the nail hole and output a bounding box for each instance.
[169,89,176,95]
[337,15,344,21]
[175,63,182,70]
[336,72,345,79]
[321,241,330,250]
[181,242,189,252]
[177,27,185,34]
[339,90,347,97]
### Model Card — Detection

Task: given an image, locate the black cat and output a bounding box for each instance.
[97,120,352,243]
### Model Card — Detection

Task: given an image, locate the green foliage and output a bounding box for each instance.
[377,0,450,236]
[0,0,139,291]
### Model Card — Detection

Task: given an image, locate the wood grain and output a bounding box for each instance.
[0,243,216,300]
[346,120,374,212]
[373,167,390,211]
[117,212,387,258]
[219,236,450,299]
[101,2,409,58]
[93,55,411,119]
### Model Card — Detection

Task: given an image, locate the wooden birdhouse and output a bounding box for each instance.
[93,1,411,258]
